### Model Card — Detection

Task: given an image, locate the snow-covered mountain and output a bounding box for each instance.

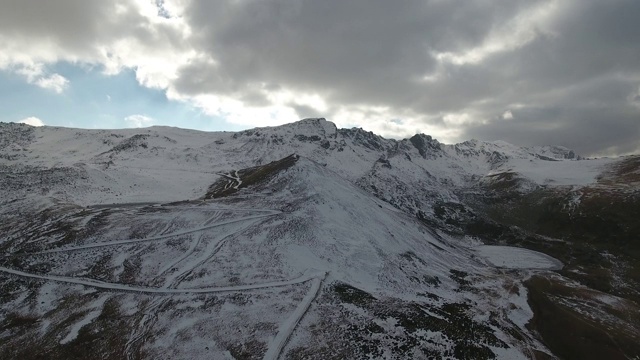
[0,118,610,206]
[1,119,638,359]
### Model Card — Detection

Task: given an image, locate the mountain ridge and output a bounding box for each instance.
[0,118,587,160]
[1,118,639,359]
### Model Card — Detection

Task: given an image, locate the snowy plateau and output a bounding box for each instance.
[0,118,638,359]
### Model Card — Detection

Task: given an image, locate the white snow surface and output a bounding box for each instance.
[60,295,108,344]
[1,119,620,359]
[0,119,617,208]
[490,157,613,186]
[475,245,564,270]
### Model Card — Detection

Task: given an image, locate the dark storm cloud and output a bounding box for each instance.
[176,0,538,102]
[169,0,640,155]
[458,1,640,155]
[465,106,640,156]
[0,1,112,46]
[289,103,323,120]
[0,0,188,63]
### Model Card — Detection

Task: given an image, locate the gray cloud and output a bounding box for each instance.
[0,0,191,75]
[172,0,640,155]
[457,1,640,155]
[1,0,639,155]
[178,0,539,103]
[1,2,142,58]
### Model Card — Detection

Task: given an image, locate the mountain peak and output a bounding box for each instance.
[297,117,330,124]
[409,133,442,159]
[530,145,580,160]
[1,119,638,360]
[289,117,336,131]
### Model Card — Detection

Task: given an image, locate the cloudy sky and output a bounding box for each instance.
[1,0,639,156]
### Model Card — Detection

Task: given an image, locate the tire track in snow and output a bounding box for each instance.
[126,210,267,356]
[3,203,320,359]
[127,209,252,357]
[217,170,242,190]
[263,272,326,360]
[27,213,278,255]
[155,210,223,277]
[192,206,280,213]
[163,218,265,288]
[195,207,280,214]
[0,266,325,294]
[156,232,205,278]
[233,170,242,189]
[124,297,168,359]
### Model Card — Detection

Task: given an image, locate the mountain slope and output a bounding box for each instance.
[1,155,540,359]
[1,119,638,359]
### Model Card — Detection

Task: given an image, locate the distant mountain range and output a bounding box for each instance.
[1,119,638,359]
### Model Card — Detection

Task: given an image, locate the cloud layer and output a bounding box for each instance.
[1,0,639,155]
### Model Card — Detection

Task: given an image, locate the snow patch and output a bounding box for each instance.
[60,295,108,344]
[475,245,563,270]
[495,157,613,186]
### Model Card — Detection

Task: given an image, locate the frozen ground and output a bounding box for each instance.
[491,157,613,186]
[0,158,558,359]
[1,119,635,359]
[475,245,564,270]
[0,119,618,210]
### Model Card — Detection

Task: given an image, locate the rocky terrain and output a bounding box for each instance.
[0,119,638,359]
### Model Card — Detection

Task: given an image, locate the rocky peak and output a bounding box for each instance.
[408,134,442,159]
[339,127,391,152]
[289,118,338,139]
[0,122,36,150]
[530,145,581,160]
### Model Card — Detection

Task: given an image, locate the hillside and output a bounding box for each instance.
[0,119,638,359]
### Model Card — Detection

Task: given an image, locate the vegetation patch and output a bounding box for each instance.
[227,339,267,360]
[525,275,640,360]
[597,155,640,185]
[449,269,472,290]
[291,282,508,359]
[0,295,136,360]
[205,154,299,198]
[462,181,640,303]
